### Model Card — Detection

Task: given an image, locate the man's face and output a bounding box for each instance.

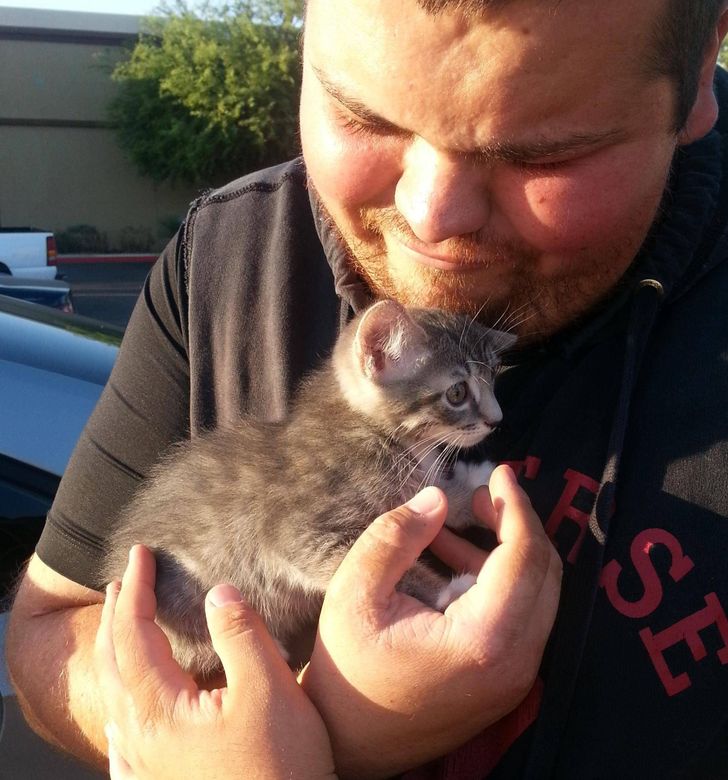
[300,0,705,342]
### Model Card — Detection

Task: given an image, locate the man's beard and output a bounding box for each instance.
[355,205,545,334]
[315,194,638,344]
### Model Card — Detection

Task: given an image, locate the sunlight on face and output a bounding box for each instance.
[301,0,685,342]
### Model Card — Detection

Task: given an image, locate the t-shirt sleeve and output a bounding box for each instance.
[35,232,191,590]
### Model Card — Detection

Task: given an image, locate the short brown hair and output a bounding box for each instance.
[650,0,725,130]
[415,0,725,132]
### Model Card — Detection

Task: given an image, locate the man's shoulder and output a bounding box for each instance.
[183,157,314,251]
[181,157,320,281]
[196,157,308,210]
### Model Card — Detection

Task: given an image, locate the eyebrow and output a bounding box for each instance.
[313,65,627,163]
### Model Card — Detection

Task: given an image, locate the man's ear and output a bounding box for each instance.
[354,300,426,383]
[679,6,728,145]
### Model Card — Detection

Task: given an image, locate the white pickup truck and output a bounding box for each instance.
[0,228,58,279]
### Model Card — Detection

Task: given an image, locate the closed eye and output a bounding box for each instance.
[514,157,579,172]
[333,105,407,138]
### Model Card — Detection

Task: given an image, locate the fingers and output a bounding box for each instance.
[487,465,545,543]
[95,579,124,704]
[427,475,530,576]
[119,544,158,620]
[466,466,562,632]
[327,486,448,609]
[111,545,194,710]
[428,527,489,574]
[204,584,293,710]
[106,723,137,780]
[471,484,497,527]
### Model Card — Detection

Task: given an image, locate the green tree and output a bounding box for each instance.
[720,38,728,70]
[109,0,304,185]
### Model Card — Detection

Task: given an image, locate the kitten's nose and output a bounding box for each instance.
[483,401,503,429]
[484,410,502,429]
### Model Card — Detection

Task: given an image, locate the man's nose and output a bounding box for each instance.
[394,139,490,244]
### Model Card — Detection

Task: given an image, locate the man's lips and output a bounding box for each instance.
[394,235,485,272]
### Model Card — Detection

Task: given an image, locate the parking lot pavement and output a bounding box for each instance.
[71,280,142,328]
[58,260,154,329]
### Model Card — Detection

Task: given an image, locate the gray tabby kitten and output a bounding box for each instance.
[101,300,515,676]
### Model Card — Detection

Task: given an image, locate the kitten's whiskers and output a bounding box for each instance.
[418,434,465,494]
[459,298,490,357]
[386,429,450,496]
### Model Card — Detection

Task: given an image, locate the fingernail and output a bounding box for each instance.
[207,584,243,607]
[406,486,442,515]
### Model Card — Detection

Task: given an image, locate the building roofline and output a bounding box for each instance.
[0,7,143,43]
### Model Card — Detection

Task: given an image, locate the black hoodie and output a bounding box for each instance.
[39,71,728,780]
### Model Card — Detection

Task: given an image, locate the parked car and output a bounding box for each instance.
[0,274,74,312]
[0,227,58,279]
[0,293,120,779]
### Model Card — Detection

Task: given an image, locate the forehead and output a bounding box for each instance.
[304,0,672,149]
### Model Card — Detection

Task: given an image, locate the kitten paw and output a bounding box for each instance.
[435,573,477,610]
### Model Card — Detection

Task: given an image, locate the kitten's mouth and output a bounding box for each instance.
[444,426,494,450]
[459,423,497,448]
[462,430,491,447]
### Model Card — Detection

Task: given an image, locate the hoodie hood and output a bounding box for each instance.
[519,119,728,779]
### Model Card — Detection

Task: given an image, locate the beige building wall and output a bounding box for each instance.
[0,7,202,251]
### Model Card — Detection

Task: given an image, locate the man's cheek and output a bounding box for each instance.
[316,143,400,207]
[302,106,400,207]
[504,173,642,252]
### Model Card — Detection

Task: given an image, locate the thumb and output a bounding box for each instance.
[327,486,448,608]
[204,584,290,702]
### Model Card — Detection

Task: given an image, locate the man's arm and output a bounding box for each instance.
[6,554,107,768]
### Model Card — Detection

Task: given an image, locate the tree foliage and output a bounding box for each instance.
[109,0,304,185]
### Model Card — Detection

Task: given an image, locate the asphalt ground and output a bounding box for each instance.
[58,260,154,329]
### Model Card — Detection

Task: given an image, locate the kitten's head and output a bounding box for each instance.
[334,300,515,449]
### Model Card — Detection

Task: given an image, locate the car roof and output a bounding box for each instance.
[0,276,71,293]
[0,295,120,476]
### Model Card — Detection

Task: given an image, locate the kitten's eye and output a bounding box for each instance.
[445,381,469,407]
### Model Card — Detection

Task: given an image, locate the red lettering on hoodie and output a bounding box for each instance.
[639,594,728,696]
[600,529,695,618]
[545,469,600,564]
[503,455,542,481]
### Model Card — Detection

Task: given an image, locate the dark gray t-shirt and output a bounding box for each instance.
[38,158,349,586]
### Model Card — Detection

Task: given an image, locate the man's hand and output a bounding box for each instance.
[95,545,337,780]
[300,465,562,779]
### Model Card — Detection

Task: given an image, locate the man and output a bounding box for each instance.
[7,0,728,776]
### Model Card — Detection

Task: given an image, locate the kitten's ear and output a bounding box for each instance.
[489,329,518,354]
[355,300,426,383]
